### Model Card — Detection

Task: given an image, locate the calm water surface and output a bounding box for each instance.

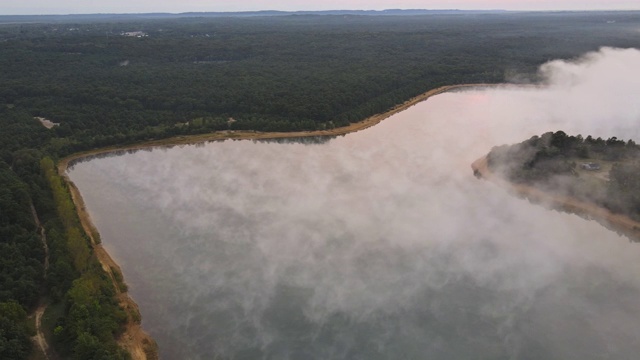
[69,88,640,359]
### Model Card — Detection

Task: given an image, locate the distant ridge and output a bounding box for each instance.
[0,9,508,24]
[179,9,508,16]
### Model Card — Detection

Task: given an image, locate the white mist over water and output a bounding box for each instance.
[69,48,640,359]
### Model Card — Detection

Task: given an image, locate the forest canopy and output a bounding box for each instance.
[1,12,640,156]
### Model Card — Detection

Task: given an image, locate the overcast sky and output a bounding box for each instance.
[2,0,639,15]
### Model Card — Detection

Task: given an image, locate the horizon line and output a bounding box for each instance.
[1,8,639,17]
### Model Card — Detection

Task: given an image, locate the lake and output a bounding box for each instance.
[68,87,640,360]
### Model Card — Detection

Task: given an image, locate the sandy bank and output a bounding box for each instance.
[471,155,640,242]
[57,83,502,359]
[57,83,508,170]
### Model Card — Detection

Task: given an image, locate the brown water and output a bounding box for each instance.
[68,86,640,360]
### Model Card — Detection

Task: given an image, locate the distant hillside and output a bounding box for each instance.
[0,9,508,24]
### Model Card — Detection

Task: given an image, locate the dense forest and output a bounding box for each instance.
[2,12,640,156]
[1,11,640,359]
[487,131,640,222]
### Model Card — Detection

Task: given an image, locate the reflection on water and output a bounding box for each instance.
[69,86,640,360]
[68,137,338,169]
[252,135,338,145]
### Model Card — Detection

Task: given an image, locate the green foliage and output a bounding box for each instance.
[41,157,79,230]
[488,131,640,183]
[0,301,32,360]
[65,227,90,273]
[40,157,130,358]
[488,132,576,183]
[45,225,78,301]
[488,131,640,222]
[110,267,128,293]
[53,268,130,360]
[0,13,639,156]
[608,162,640,217]
[0,164,43,308]
[0,108,52,156]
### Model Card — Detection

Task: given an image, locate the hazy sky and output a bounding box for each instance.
[2,0,640,15]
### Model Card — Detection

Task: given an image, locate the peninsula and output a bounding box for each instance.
[472,131,640,241]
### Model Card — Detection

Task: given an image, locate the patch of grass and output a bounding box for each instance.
[111,266,129,292]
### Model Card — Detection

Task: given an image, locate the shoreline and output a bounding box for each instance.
[471,155,640,242]
[57,83,509,170]
[57,83,503,359]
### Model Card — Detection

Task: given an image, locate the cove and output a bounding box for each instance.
[68,87,640,359]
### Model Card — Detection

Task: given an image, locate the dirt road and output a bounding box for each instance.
[31,303,52,360]
[29,201,55,359]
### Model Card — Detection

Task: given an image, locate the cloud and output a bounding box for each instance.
[536,48,640,137]
[70,47,640,359]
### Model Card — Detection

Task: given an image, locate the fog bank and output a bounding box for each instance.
[69,47,640,359]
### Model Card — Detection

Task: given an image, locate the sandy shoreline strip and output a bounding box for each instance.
[56,83,512,171]
[57,83,503,359]
[471,156,640,242]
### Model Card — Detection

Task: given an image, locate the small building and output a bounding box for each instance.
[121,31,148,38]
[581,162,601,171]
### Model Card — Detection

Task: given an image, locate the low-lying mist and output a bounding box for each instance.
[69,47,640,360]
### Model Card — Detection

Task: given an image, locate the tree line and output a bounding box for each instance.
[2,12,640,157]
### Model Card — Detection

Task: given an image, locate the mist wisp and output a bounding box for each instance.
[69,47,640,360]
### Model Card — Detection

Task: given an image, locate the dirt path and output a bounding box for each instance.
[472,156,640,241]
[31,303,52,360]
[57,83,505,360]
[28,201,55,359]
[30,202,49,274]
